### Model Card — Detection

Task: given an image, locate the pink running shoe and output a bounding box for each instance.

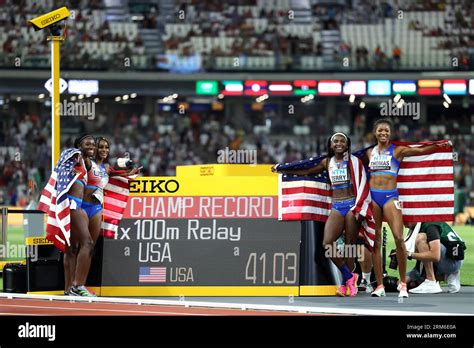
[336,285,347,297]
[346,273,359,297]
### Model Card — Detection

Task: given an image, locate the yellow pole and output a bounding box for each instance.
[47,36,63,167]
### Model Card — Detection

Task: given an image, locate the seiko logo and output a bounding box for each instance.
[130,179,180,193]
[41,13,60,25]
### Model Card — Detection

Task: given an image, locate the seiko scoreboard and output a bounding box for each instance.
[100,166,301,296]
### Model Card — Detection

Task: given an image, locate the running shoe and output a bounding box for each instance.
[336,285,347,297]
[346,273,359,297]
[446,270,461,293]
[358,278,374,293]
[409,279,442,294]
[365,282,374,294]
[371,285,386,297]
[398,282,409,298]
[70,285,97,297]
[358,278,368,291]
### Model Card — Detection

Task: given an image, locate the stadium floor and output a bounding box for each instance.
[148,286,474,316]
[0,288,472,316]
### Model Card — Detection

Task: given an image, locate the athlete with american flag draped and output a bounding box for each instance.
[274,132,375,297]
[363,118,451,298]
[39,134,139,297]
[277,120,454,299]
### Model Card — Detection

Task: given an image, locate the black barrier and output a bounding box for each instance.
[299,220,338,285]
[26,243,63,292]
[26,240,103,292]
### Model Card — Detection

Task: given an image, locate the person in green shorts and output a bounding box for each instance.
[404,222,466,294]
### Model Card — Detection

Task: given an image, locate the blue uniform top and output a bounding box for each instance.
[328,157,353,190]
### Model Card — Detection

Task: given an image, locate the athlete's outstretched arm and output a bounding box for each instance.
[107,163,142,177]
[396,140,450,160]
[272,158,327,176]
[360,147,372,165]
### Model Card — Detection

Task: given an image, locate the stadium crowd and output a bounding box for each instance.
[1,102,472,211]
[0,0,473,71]
[0,0,149,70]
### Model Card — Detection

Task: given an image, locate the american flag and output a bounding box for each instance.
[278,153,376,249]
[38,148,81,251]
[394,141,454,222]
[278,141,454,226]
[101,169,137,239]
[139,267,167,283]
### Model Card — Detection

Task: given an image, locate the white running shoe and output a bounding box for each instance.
[371,285,386,297]
[446,270,461,293]
[408,279,442,294]
[365,282,374,294]
[399,282,409,298]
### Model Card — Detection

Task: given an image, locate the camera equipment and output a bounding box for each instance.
[382,226,388,275]
[389,249,398,270]
[29,7,70,33]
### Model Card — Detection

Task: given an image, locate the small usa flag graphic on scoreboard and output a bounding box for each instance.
[139,267,167,283]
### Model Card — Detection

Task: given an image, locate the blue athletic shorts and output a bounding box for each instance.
[370,188,399,208]
[81,201,103,219]
[67,195,83,210]
[332,198,356,217]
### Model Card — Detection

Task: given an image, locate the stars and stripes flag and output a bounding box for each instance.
[101,168,137,239]
[139,267,167,283]
[393,140,454,222]
[38,148,81,252]
[277,153,376,250]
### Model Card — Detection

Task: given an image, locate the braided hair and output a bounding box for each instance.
[74,134,94,148]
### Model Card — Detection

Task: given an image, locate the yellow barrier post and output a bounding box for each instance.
[47,36,64,166]
[29,7,70,165]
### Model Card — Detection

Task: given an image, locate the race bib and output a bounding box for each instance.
[92,188,104,204]
[329,166,349,184]
[369,154,392,170]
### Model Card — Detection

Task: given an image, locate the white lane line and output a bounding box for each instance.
[0,304,212,316]
[0,293,470,316]
[0,312,44,316]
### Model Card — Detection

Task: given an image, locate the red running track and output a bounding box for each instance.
[0,298,319,316]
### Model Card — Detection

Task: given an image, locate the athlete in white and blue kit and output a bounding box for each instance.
[363,119,450,298]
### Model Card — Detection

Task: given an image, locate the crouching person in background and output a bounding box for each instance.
[404,222,466,294]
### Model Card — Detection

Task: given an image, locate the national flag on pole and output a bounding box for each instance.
[268,81,293,95]
[244,80,268,96]
[102,169,137,239]
[293,80,316,95]
[418,80,441,95]
[277,153,376,250]
[38,148,81,252]
[442,79,467,95]
[139,267,167,283]
[317,80,342,96]
[222,80,243,96]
